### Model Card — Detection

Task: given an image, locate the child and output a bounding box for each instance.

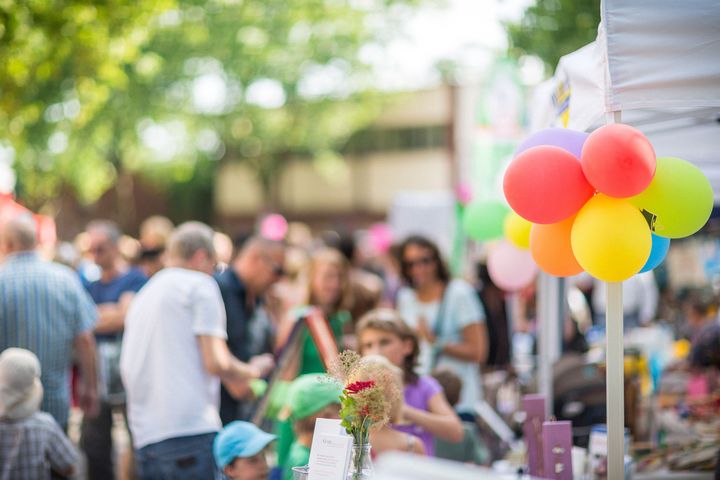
[0,348,80,479]
[281,374,342,480]
[359,355,425,457]
[356,308,463,456]
[213,421,277,480]
[432,368,489,465]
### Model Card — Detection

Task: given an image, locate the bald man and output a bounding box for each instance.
[215,235,284,424]
[0,216,99,430]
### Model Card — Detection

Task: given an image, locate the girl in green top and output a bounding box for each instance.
[277,247,354,373]
[275,248,354,468]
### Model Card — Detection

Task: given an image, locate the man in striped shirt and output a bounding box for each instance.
[0,216,99,430]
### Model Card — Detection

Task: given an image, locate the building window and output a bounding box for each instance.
[344,125,447,154]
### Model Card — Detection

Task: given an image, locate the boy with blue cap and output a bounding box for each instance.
[214,421,277,480]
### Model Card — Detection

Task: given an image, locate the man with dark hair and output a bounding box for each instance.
[215,235,283,424]
[475,264,511,367]
[0,216,99,430]
[80,220,147,480]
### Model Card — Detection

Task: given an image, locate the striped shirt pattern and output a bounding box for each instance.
[0,252,97,427]
[0,412,80,480]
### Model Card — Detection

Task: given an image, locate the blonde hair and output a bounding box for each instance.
[140,215,174,249]
[306,248,353,313]
[357,355,404,423]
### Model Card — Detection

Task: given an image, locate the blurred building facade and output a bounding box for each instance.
[214,86,455,230]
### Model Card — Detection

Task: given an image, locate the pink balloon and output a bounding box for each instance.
[455,183,473,205]
[487,240,538,292]
[260,214,288,241]
[368,223,393,254]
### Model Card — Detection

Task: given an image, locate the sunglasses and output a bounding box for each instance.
[89,244,109,254]
[403,255,435,269]
[262,255,286,277]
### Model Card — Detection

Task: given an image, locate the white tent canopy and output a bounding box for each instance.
[530,1,720,197]
[600,0,720,112]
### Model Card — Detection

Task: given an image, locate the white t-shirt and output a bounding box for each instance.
[397,278,485,413]
[120,268,228,448]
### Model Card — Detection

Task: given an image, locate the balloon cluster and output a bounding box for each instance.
[500,126,713,283]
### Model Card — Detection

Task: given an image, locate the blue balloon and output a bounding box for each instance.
[640,234,670,273]
[515,128,589,159]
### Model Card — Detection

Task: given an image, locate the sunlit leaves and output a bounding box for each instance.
[0,0,176,205]
[506,0,600,74]
[2,0,423,213]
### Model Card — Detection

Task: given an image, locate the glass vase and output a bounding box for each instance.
[292,465,309,480]
[347,443,374,480]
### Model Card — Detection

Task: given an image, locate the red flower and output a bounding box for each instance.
[345,380,375,395]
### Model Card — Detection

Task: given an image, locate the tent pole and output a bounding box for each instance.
[537,273,561,418]
[605,110,625,480]
[606,281,624,478]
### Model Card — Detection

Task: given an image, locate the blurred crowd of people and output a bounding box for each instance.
[1,214,719,479]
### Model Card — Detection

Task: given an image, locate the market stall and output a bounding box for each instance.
[526,1,720,477]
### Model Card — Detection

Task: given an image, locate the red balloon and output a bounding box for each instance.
[503,146,594,224]
[581,124,656,198]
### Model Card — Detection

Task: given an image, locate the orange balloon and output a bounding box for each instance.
[530,216,583,277]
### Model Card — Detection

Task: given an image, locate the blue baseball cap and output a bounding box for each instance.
[213,421,277,468]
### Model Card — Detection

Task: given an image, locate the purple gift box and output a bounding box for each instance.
[522,394,546,477]
[542,420,573,480]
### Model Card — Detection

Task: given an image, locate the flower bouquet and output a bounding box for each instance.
[329,351,401,480]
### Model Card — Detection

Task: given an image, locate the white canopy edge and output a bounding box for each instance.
[600,0,720,112]
[528,42,720,199]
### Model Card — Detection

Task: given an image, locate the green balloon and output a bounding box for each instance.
[630,157,713,238]
[463,200,509,241]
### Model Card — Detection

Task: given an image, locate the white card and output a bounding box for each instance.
[308,419,352,480]
[313,418,347,436]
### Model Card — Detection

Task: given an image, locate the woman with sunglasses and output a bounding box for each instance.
[396,235,488,417]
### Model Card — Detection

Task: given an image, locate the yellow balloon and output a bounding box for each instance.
[504,211,532,249]
[571,194,651,282]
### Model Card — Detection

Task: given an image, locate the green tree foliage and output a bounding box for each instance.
[506,0,600,74]
[0,0,174,207]
[0,0,423,218]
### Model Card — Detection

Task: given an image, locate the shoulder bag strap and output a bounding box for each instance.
[429,284,449,370]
